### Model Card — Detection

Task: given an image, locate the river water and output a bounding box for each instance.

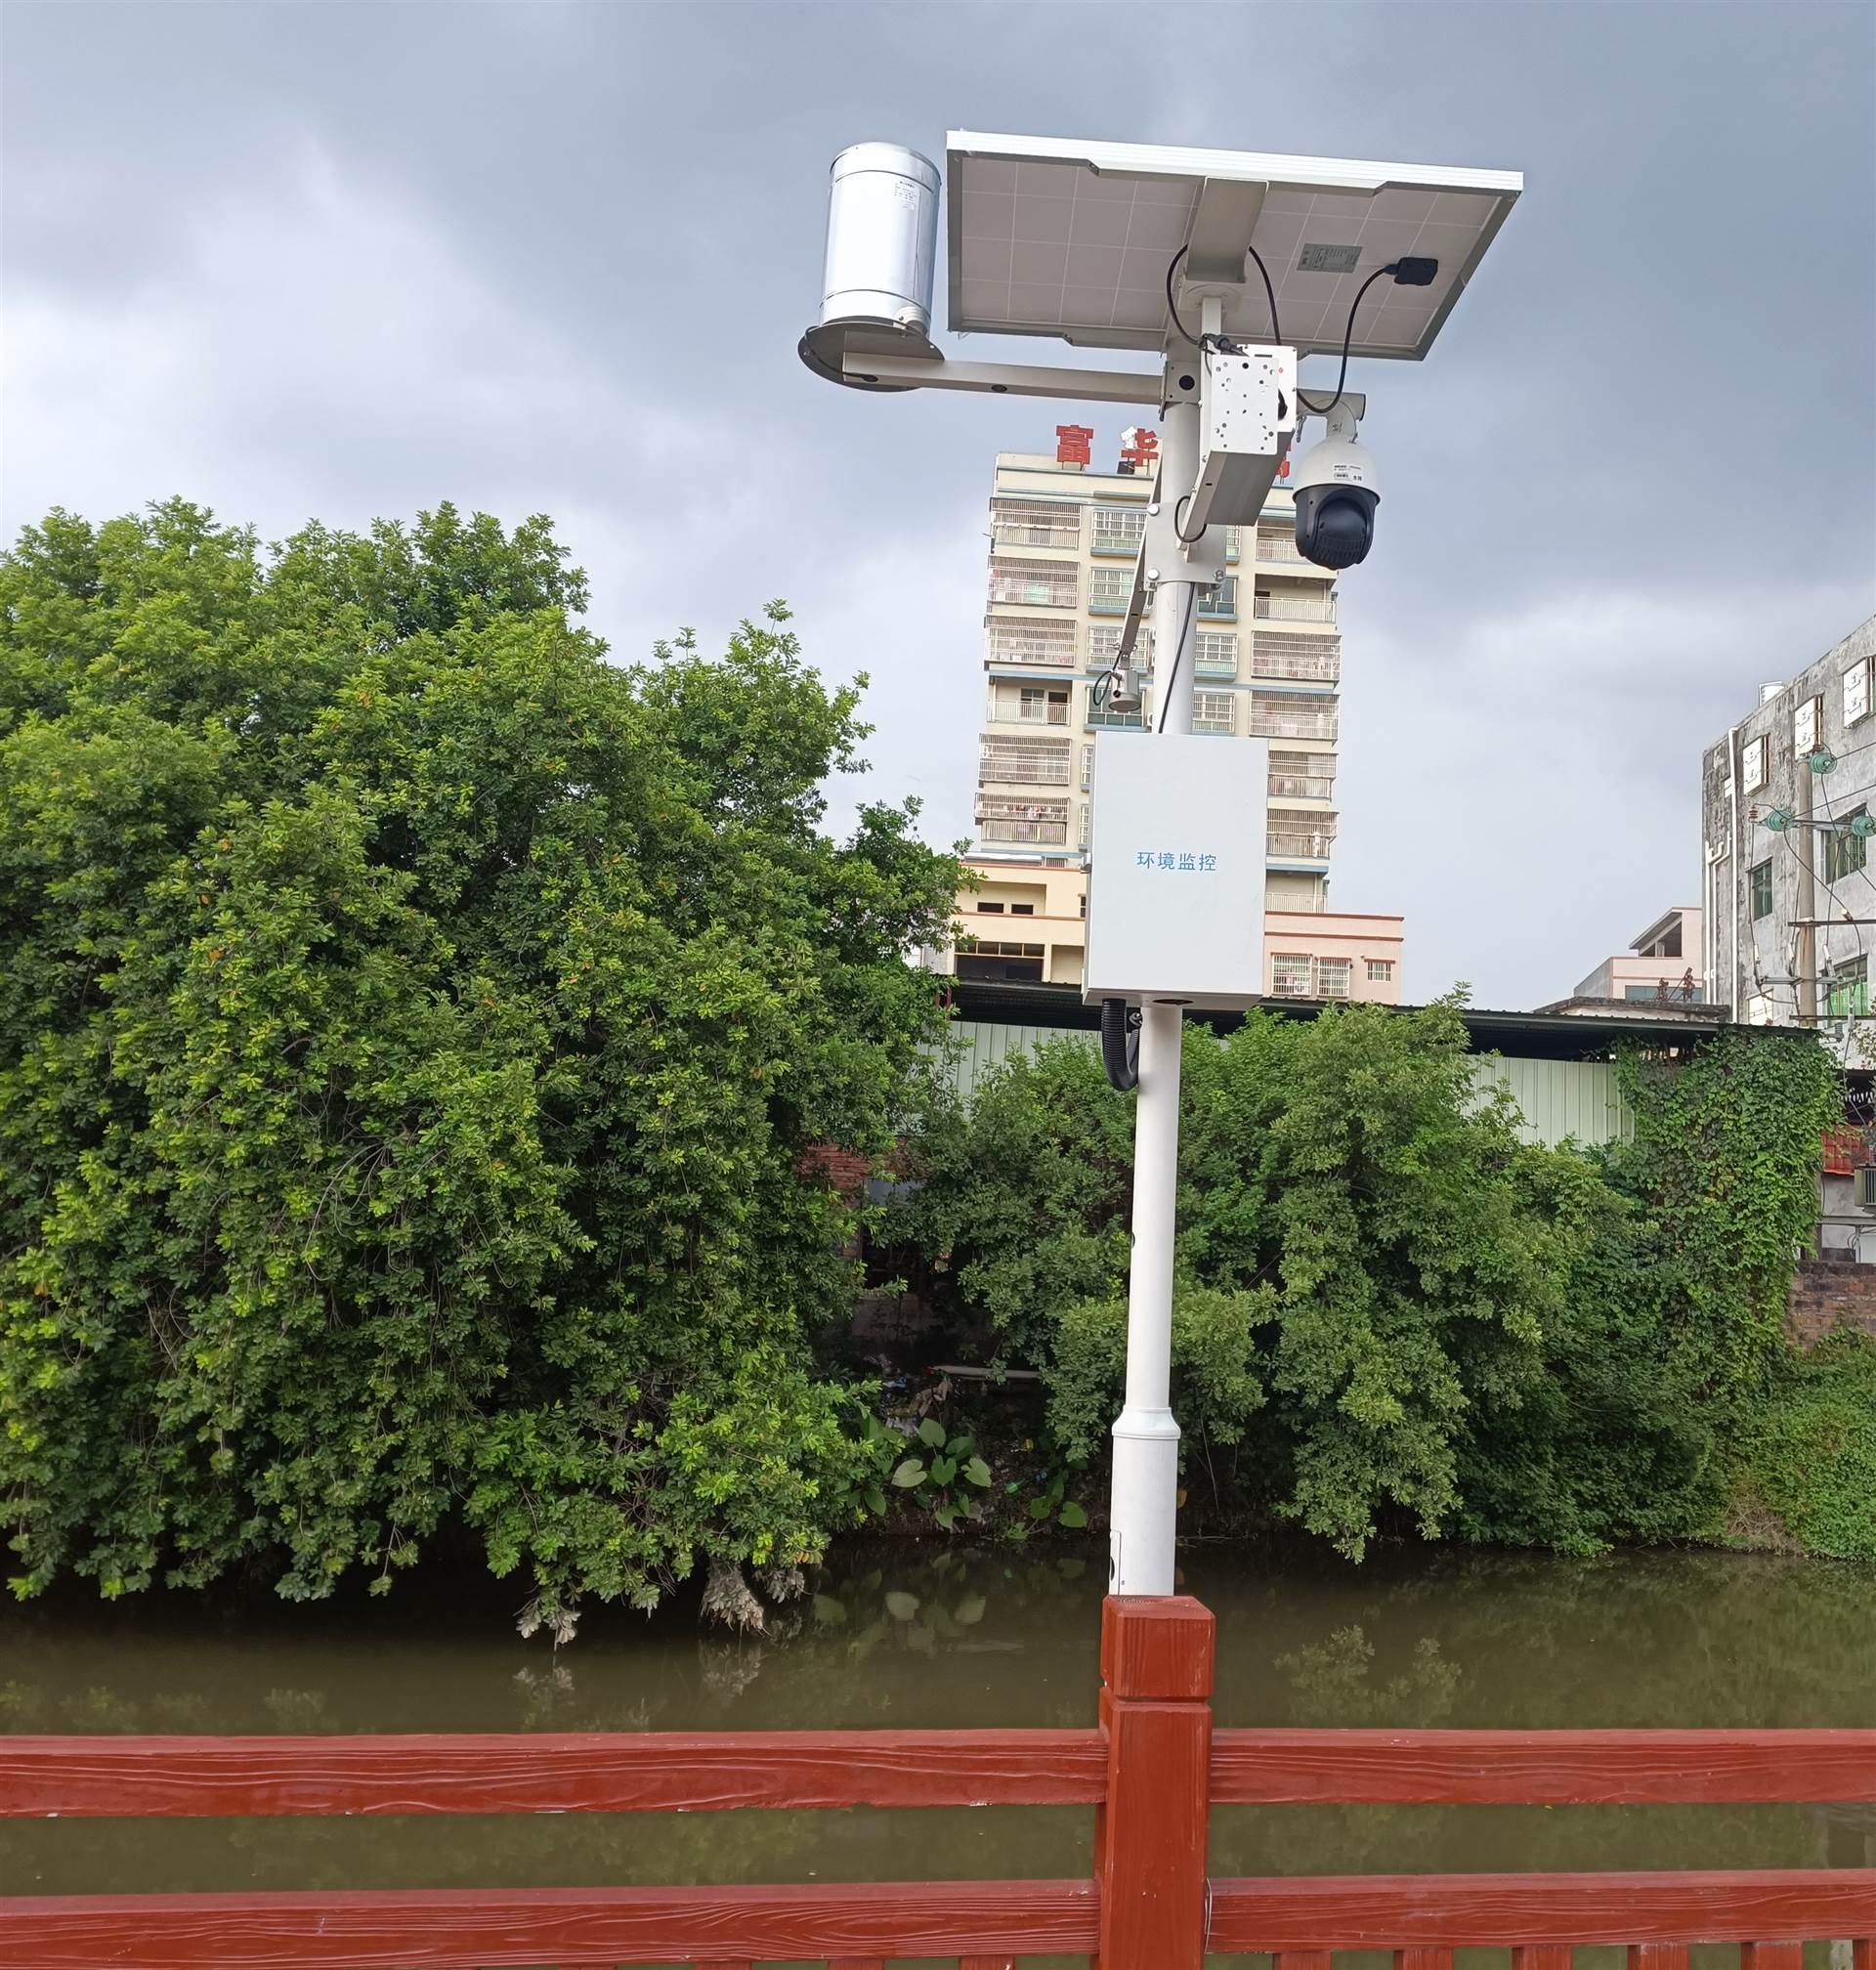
[4,1545,1874,1905]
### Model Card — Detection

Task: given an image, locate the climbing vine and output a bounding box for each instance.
[1608,1031,1842,1392]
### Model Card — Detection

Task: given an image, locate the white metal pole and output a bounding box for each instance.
[1108,391,1202,1598]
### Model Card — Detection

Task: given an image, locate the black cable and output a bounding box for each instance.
[1164,245,1198,345]
[1100,998,1141,1092]
[1298,264,1396,416]
[1155,584,1202,734]
[1172,492,1207,546]
[1246,243,1281,343]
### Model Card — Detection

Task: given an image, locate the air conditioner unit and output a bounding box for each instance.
[1856,1166,1876,1211]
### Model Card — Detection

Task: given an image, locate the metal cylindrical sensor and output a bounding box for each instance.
[818,143,940,338]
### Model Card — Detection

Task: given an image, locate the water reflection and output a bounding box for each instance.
[2,1544,1872,1896]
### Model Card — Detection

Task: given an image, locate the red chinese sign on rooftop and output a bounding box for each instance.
[1055,424,1093,466]
[1119,426,1159,470]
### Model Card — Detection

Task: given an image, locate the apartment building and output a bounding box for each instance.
[975,424,1340,912]
[1703,615,1876,1034]
[955,424,1399,999]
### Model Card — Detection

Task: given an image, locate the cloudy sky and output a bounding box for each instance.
[6,1,1872,1006]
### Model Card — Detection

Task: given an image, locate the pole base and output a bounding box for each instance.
[1108,1409,1180,1597]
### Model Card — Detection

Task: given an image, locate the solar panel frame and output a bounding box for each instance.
[945,131,1521,362]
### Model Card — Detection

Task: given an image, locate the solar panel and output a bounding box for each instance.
[946,132,1521,362]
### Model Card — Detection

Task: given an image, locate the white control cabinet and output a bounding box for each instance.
[1083,733,1267,1008]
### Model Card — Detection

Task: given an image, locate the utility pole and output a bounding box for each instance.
[1106,388,1200,1595]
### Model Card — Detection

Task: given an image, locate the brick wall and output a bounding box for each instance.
[798,1142,876,1197]
[1787,1256,1876,1347]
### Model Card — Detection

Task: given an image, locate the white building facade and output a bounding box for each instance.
[973,425,1340,916]
[1702,615,1876,1037]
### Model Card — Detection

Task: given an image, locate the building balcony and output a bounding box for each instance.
[991,518,1081,554]
[1267,822,1338,862]
[977,811,1069,847]
[1250,703,1339,742]
[1255,593,1337,624]
[1269,772,1336,801]
[978,822,1069,846]
[1250,640,1342,683]
[989,500,1080,555]
[1087,705,1147,731]
[979,748,1072,786]
[1087,589,1130,615]
[1254,529,1336,578]
[989,559,1079,609]
[984,622,1078,668]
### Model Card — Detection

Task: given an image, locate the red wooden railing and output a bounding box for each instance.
[2,1595,1874,1967]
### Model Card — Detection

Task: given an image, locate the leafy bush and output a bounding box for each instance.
[887,1006,1841,1563]
[891,1002,1583,1557]
[1736,1337,1876,1559]
[0,499,959,1625]
[888,1416,996,1532]
[1462,1029,1842,1556]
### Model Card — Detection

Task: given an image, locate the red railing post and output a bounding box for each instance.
[1093,1595,1215,1970]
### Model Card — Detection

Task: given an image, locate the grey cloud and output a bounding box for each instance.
[4,0,1872,1003]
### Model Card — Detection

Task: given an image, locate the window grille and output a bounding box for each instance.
[985,621,1077,667]
[1090,505,1145,556]
[989,559,1078,608]
[1087,624,1152,667]
[1250,632,1340,681]
[1250,694,1338,741]
[991,499,1080,550]
[1268,750,1336,799]
[1192,691,1235,735]
[1195,631,1238,677]
[979,739,1071,785]
[1826,810,1868,884]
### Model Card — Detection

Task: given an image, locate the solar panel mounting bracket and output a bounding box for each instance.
[837,351,1162,405]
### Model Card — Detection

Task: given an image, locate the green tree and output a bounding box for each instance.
[891,1002,1582,1558]
[890,1010,1840,1563]
[0,498,959,1627]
